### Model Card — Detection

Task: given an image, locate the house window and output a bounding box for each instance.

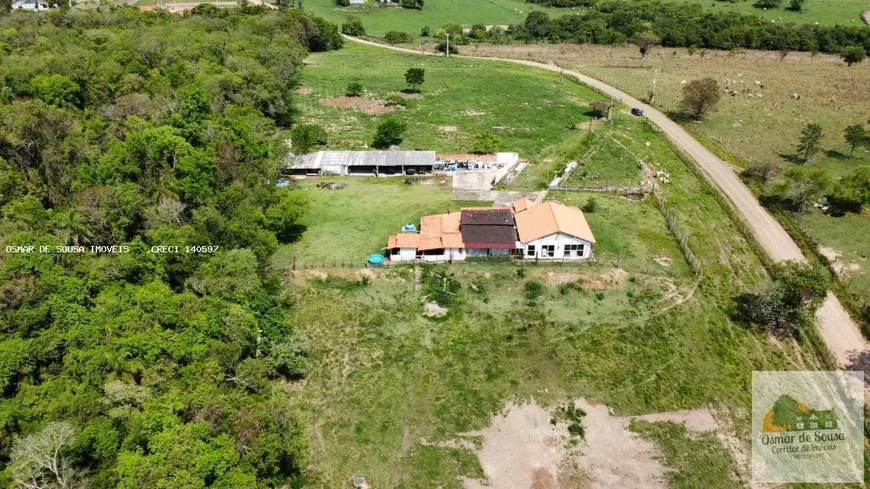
[527,245,536,257]
[810,422,818,429]
[796,423,804,430]
[564,244,586,257]
[542,245,555,257]
[825,421,833,428]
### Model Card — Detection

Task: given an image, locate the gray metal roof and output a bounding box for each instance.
[291,151,437,170]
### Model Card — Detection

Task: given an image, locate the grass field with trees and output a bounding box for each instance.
[285,50,838,481]
[293,42,608,159]
[464,42,870,300]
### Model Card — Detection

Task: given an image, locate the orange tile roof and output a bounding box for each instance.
[439,153,498,161]
[514,202,596,244]
[511,198,536,214]
[418,213,464,250]
[388,233,420,249]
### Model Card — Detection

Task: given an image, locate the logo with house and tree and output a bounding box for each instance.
[763,395,838,433]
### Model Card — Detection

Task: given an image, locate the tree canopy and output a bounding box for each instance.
[0,7,340,487]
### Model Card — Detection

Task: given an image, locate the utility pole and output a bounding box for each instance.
[650,70,660,104]
[446,34,450,58]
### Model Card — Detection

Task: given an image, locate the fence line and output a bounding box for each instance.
[652,190,702,278]
[555,185,649,195]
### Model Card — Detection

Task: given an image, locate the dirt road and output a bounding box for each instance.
[343,35,867,368]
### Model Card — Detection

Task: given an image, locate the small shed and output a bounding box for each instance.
[589,101,612,119]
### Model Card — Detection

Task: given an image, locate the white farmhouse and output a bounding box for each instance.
[512,199,595,260]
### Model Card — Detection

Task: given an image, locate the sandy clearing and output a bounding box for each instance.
[460,401,569,489]
[320,96,395,115]
[342,35,867,372]
[456,399,733,489]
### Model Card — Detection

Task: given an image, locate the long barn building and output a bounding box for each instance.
[287,150,437,176]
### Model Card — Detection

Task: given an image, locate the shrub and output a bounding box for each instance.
[734,263,828,337]
[471,132,501,154]
[524,280,544,300]
[384,31,413,44]
[341,16,365,36]
[385,94,408,107]
[841,46,866,66]
[346,81,364,97]
[436,41,458,55]
[582,198,597,213]
[420,26,431,36]
[289,123,327,154]
[595,292,605,300]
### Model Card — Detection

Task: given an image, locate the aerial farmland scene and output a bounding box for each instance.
[0,0,869,487]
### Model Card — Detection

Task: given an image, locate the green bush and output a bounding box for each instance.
[346,81,364,97]
[384,31,413,44]
[385,94,408,107]
[524,280,544,300]
[372,118,407,148]
[582,198,598,213]
[341,16,365,36]
[290,123,328,154]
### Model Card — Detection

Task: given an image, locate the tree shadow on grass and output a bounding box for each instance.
[276,224,307,244]
[664,109,696,123]
[825,149,848,160]
[778,153,805,164]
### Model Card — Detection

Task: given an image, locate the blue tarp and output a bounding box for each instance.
[276,181,291,188]
[368,254,385,266]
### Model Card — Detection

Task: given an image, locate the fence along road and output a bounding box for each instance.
[341,35,867,368]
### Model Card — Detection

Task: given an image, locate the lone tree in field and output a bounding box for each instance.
[404,68,425,92]
[844,124,868,159]
[841,46,866,66]
[372,118,407,148]
[796,122,823,163]
[680,78,721,120]
[631,31,660,61]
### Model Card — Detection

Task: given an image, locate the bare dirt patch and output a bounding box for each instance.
[439,125,459,133]
[652,255,672,267]
[541,271,583,287]
[460,401,572,489]
[423,301,448,317]
[320,96,395,115]
[297,86,313,95]
[395,91,421,99]
[452,398,744,489]
[465,108,486,116]
[819,245,841,262]
[582,267,630,290]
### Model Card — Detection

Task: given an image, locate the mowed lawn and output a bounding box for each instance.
[271,177,484,266]
[296,42,605,160]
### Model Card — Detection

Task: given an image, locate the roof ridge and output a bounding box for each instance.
[547,201,561,232]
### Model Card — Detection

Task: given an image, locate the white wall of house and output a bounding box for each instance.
[422,248,466,262]
[466,248,511,257]
[520,233,592,260]
[391,247,418,262]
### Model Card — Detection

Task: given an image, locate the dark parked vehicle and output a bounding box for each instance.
[631,107,644,117]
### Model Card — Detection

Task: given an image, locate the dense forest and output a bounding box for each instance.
[0,6,341,488]
[513,0,870,54]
